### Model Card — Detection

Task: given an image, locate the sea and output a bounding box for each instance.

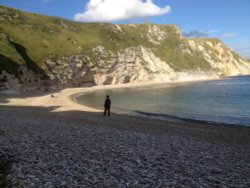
[75,75,250,126]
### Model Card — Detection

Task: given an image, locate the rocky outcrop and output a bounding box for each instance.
[147,25,168,45]
[185,40,250,76]
[1,39,250,91]
[45,55,96,88]
[0,65,46,92]
[0,71,21,91]
[98,45,175,84]
[43,43,249,88]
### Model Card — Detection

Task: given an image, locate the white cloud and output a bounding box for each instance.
[74,0,171,22]
[221,33,236,38]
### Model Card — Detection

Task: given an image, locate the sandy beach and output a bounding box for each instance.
[1,82,167,112]
[1,84,250,187]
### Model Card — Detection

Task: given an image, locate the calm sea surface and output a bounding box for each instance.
[76,76,250,126]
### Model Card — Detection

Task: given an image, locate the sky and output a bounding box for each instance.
[0,0,249,58]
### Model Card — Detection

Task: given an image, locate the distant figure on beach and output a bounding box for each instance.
[51,94,57,98]
[103,95,111,116]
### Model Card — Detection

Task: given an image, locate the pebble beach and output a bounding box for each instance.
[0,86,250,187]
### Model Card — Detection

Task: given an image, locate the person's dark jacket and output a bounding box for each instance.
[104,98,111,108]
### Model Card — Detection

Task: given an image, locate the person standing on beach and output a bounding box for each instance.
[103,95,111,116]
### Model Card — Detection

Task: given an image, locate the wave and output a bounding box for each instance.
[134,110,245,127]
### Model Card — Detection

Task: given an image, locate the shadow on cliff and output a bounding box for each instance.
[10,41,48,78]
[0,54,20,76]
[0,41,57,103]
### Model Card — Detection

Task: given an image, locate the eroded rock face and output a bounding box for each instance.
[0,66,43,92]
[101,45,175,84]
[43,45,192,87]
[1,41,250,92]
[0,71,21,91]
[45,54,96,88]
[147,25,168,45]
[89,44,250,85]
[186,40,250,76]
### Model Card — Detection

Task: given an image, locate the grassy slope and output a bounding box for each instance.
[0,6,104,63]
[0,5,247,74]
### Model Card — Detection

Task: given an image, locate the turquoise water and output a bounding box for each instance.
[76,76,250,126]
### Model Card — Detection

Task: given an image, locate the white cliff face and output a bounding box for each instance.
[90,45,173,85]
[6,41,247,90]
[1,39,249,91]
[90,45,219,85]
[105,45,174,84]
[147,25,167,45]
[44,45,218,87]
[45,54,95,87]
[186,40,250,76]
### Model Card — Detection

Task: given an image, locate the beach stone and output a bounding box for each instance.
[0,106,250,187]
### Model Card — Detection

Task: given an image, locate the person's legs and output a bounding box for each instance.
[103,108,107,116]
[108,107,110,116]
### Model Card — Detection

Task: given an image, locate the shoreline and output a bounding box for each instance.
[1,76,249,127]
[1,78,219,112]
[72,77,250,128]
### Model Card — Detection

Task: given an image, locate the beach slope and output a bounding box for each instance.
[0,88,250,187]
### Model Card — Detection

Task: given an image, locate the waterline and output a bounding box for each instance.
[75,76,250,126]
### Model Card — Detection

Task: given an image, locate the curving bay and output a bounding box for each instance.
[76,76,250,126]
